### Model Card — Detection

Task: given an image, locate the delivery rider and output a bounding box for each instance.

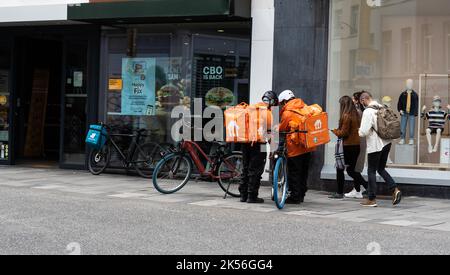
[239,91,279,203]
[278,90,315,204]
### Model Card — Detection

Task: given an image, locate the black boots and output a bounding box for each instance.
[240,193,248,203]
[247,195,265,204]
[285,196,304,205]
[240,193,264,204]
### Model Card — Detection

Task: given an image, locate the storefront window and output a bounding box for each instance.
[327,0,450,170]
[100,24,251,166]
[0,46,10,162]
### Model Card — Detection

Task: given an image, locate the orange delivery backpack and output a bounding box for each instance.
[224,102,272,143]
[224,103,249,143]
[247,102,273,143]
[285,105,330,149]
[302,112,330,148]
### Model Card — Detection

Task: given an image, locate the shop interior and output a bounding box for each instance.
[14,37,63,167]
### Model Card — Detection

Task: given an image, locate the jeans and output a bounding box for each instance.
[287,153,312,200]
[240,144,267,197]
[367,144,398,201]
[400,114,416,140]
[336,145,368,194]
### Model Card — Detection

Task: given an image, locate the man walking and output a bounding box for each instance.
[358,92,402,207]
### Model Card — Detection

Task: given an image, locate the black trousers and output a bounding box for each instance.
[287,153,312,200]
[240,143,267,197]
[367,143,398,201]
[336,145,368,194]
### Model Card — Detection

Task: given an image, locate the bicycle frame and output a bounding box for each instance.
[180,140,221,178]
[106,132,146,166]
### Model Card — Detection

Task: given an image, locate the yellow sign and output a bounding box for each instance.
[108,78,123,91]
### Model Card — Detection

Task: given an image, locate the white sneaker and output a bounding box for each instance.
[345,189,363,199]
[409,139,414,145]
[428,145,433,154]
[399,139,405,145]
[360,186,366,193]
[433,146,439,153]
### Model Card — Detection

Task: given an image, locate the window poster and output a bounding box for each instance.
[121,58,156,116]
[73,71,83,88]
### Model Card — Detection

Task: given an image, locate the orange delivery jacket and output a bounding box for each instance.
[279,98,316,158]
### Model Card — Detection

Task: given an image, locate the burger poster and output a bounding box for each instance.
[121,58,156,116]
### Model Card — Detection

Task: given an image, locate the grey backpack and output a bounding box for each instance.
[368,105,401,140]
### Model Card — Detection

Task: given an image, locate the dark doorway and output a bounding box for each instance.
[14,38,63,166]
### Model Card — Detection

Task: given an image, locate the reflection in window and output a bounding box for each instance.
[350,5,359,36]
[402,28,412,73]
[349,49,357,80]
[382,31,392,73]
[333,9,343,38]
[422,24,433,72]
[446,23,450,71]
[327,0,450,170]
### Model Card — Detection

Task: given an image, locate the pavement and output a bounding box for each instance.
[1,166,450,255]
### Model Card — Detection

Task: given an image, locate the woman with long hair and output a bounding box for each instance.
[329,96,368,199]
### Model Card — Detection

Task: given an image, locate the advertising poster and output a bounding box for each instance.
[121,58,156,116]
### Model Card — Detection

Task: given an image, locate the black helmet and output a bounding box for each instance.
[262,91,279,107]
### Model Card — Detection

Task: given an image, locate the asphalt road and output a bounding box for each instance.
[0,185,449,255]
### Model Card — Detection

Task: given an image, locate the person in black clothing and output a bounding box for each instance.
[239,91,278,204]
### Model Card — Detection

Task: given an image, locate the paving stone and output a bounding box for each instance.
[379,220,419,227]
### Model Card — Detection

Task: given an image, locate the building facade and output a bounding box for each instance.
[0,0,449,196]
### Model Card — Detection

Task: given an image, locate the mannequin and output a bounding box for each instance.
[398,79,419,145]
[382,96,392,108]
[422,96,450,154]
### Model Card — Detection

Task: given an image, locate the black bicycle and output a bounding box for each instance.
[88,124,173,178]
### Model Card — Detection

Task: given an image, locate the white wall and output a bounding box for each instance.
[250,0,275,182]
[249,0,274,104]
[0,0,87,7]
[0,0,88,23]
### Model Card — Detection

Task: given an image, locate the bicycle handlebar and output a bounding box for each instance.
[268,129,308,134]
[100,123,148,135]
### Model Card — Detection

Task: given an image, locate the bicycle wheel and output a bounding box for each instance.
[273,156,288,209]
[217,153,243,198]
[88,145,111,175]
[152,153,192,194]
[133,143,168,178]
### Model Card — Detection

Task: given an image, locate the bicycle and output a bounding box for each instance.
[88,124,173,178]
[272,130,308,209]
[152,139,243,198]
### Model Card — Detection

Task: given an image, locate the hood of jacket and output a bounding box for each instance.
[282,98,306,113]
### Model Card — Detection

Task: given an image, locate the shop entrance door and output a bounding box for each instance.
[0,39,12,165]
[60,35,99,169]
[8,29,99,169]
[13,37,63,167]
